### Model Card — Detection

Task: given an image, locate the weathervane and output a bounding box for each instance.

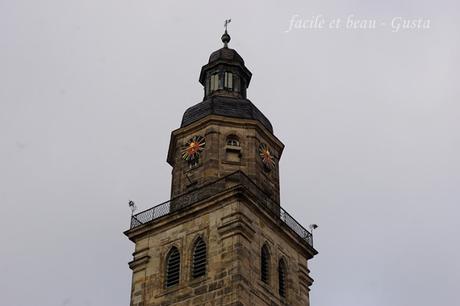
[224,18,231,32]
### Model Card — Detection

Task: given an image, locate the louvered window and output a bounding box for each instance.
[165,247,180,288]
[192,238,207,278]
[278,259,287,298]
[261,245,270,284]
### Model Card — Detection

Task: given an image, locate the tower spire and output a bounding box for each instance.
[222,19,231,48]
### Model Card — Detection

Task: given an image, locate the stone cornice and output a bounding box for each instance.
[217,211,256,242]
[124,183,317,259]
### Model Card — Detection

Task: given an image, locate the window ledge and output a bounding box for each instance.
[257,280,290,305]
[189,275,208,287]
[156,284,186,298]
[258,280,273,295]
[225,145,241,152]
[222,160,242,166]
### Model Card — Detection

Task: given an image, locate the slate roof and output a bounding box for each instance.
[181,96,273,133]
[209,47,245,65]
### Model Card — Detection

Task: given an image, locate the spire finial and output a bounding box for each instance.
[222,19,231,48]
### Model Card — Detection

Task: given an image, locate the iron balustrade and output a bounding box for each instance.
[129,171,313,247]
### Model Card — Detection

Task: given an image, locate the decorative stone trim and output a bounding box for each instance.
[129,247,150,272]
[218,211,256,242]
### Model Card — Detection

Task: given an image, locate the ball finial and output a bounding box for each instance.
[221,32,231,47]
[222,19,231,48]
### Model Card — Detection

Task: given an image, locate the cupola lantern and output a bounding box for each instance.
[199,25,252,100]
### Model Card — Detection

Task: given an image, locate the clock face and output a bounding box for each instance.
[258,143,276,170]
[182,135,206,161]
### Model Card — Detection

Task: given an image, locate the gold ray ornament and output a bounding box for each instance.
[182,136,206,161]
[258,143,276,170]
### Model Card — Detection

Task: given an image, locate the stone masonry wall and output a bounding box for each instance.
[127,190,314,306]
[169,117,284,205]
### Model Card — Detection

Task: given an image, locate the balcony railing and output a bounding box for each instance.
[129,171,313,247]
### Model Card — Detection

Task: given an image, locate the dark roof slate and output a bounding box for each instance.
[208,48,245,64]
[181,96,273,132]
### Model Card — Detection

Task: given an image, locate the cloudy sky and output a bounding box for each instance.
[1,1,459,306]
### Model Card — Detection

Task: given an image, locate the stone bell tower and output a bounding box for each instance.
[125,27,318,306]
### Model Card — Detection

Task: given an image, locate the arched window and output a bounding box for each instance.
[226,135,240,147]
[191,237,207,278]
[261,244,270,284]
[165,247,180,288]
[278,258,287,298]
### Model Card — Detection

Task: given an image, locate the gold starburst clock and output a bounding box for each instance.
[181,135,206,162]
[258,143,276,170]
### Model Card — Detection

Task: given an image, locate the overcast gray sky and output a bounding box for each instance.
[1,1,459,306]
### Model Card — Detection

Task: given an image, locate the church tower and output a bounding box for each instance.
[125,27,318,306]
